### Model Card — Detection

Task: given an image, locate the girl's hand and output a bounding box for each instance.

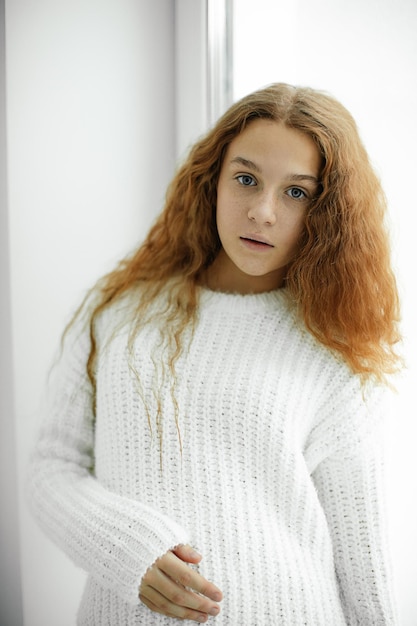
[139,544,223,623]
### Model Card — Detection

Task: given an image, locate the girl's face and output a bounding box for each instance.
[207,119,321,294]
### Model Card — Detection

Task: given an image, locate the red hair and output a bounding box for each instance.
[75,83,401,391]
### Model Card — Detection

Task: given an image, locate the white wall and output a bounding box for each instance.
[0,0,24,624]
[233,0,417,623]
[5,1,177,624]
[175,0,208,160]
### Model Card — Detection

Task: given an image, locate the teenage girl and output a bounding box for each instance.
[29,83,401,625]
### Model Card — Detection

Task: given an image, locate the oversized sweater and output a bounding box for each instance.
[29,285,398,625]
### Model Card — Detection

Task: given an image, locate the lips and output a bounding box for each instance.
[240,235,274,247]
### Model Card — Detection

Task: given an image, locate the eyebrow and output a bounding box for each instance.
[229,156,319,184]
[287,173,320,184]
[230,156,262,173]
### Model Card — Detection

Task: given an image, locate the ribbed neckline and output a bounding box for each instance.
[197,285,291,314]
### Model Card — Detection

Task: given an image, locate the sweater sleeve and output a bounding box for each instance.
[27,311,190,606]
[309,384,398,625]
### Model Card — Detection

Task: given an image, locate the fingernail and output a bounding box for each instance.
[209,606,220,616]
[189,548,202,558]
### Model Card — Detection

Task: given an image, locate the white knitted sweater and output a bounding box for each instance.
[29,286,397,625]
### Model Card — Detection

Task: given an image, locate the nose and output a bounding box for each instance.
[247,191,277,225]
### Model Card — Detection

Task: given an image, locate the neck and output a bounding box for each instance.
[202,250,286,294]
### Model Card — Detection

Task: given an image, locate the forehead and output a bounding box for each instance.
[225,119,321,176]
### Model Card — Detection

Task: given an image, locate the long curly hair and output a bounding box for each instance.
[76,83,401,400]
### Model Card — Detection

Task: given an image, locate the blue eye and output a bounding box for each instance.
[236,174,256,186]
[287,187,307,200]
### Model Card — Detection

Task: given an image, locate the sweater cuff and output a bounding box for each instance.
[28,463,190,606]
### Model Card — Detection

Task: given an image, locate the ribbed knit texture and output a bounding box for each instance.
[28,286,398,625]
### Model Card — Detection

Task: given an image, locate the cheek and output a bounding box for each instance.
[291,218,307,251]
[216,212,231,246]
[216,191,238,232]
[293,215,307,239]
[280,214,307,256]
[280,210,306,236]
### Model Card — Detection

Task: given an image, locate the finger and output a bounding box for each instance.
[144,566,221,616]
[159,552,223,602]
[140,585,210,623]
[173,544,203,564]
